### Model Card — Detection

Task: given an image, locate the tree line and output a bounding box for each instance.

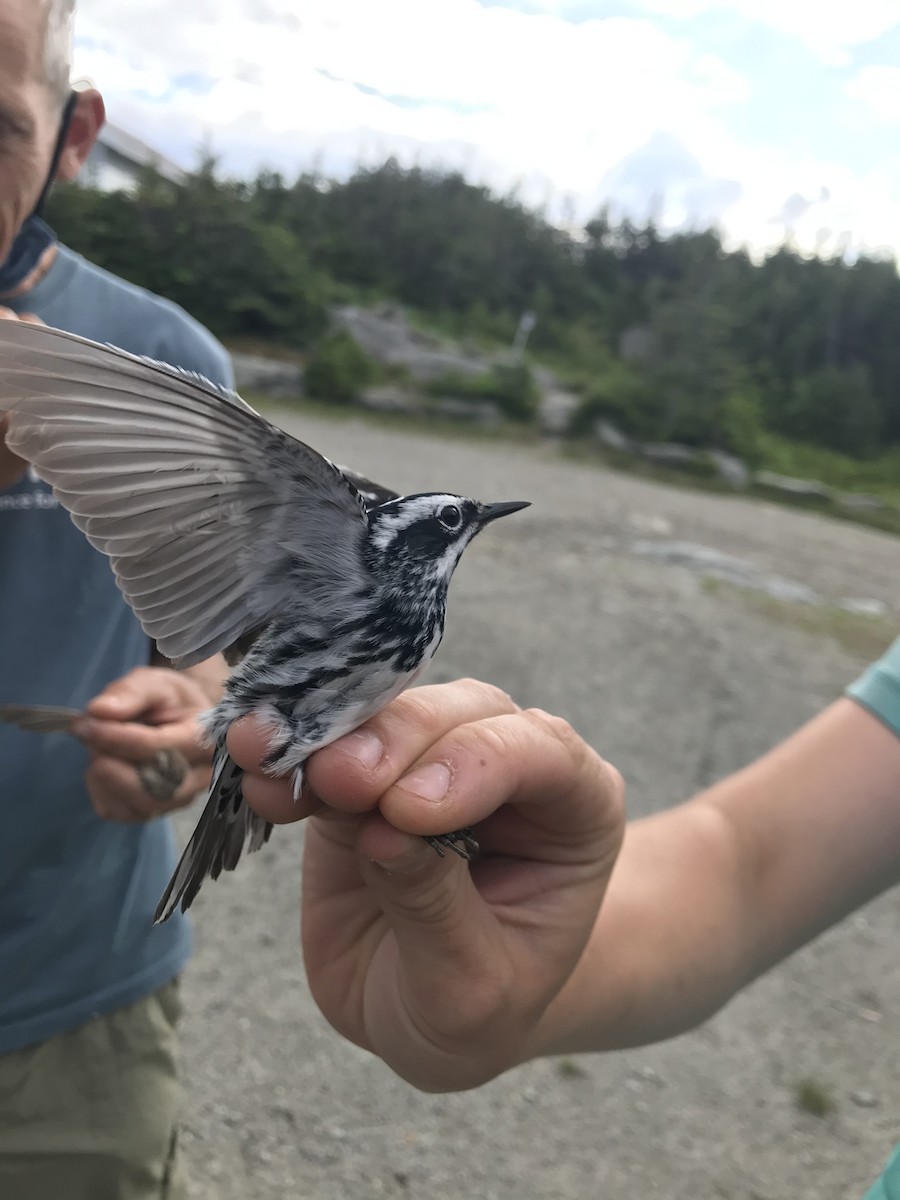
[46,156,900,469]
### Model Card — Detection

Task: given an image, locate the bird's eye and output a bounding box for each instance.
[438,503,463,530]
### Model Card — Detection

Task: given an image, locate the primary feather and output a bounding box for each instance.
[1,323,371,668]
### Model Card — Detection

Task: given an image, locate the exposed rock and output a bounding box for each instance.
[429,396,501,427]
[630,539,822,605]
[593,419,634,453]
[754,470,834,502]
[357,385,421,414]
[837,492,887,513]
[840,597,888,618]
[538,387,580,435]
[231,353,303,398]
[332,305,486,382]
[707,448,750,489]
[629,513,673,537]
[640,442,703,467]
[628,1064,666,1088]
[618,326,657,363]
[630,537,890,617]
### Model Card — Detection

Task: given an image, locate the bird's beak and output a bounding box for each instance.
[478,500,531,525]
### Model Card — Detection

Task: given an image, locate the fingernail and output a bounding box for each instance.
[397,761,451,803]
[339,728,384,770]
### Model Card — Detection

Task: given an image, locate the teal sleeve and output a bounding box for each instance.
[865,1144,900,1198]
[847,638,900,737]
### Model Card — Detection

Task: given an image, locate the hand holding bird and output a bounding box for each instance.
[226,677,626,1092]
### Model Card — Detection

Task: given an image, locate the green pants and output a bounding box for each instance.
[0,981,186,1200]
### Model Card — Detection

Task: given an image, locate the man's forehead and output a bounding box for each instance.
[0,0,47,88]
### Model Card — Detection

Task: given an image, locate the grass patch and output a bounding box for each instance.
[562,438,900,538]
[556,1058,588,1080]
[705,582,895,661]
[756,433,900,507]
[794,1077,835,1118]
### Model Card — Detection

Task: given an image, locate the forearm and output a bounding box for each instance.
[530,799,749,1055]
[532,697,900,1057]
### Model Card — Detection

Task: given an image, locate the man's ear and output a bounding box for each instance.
[55,88,105,182]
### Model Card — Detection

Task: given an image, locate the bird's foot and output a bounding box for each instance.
[424,827,479,861]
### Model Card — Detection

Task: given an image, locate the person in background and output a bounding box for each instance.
[230,637,900,1198]
[0,2,231,1196]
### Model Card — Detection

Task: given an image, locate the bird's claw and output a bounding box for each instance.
[424,827,479,861]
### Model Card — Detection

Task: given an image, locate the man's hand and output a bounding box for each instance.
[0,308,43,489]
[227,679,626,1092]
[75,663,225,822]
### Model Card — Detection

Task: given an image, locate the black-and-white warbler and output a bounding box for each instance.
[0,322,528,922]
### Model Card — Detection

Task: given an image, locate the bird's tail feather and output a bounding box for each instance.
[153,748,272,923]
[0,704,79,733]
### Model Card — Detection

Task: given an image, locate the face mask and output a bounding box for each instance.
[0,91,78,294]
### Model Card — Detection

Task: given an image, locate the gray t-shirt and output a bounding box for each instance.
[0,245,232,1052]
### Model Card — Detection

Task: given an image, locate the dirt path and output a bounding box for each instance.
[175,414,900,1200]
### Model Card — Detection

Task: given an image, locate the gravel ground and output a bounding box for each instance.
[173,413,900,1200]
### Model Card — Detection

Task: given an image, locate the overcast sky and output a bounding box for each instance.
[73,0,900,259]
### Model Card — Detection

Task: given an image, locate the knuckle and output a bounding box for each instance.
[462,678,516,712]
[585,753,627,839]
[468,720,514,763]
[521,708,626,828]
[523,707,579,748]
[385,687,436,726]
[120,665,153,687]
[598,757,626,800]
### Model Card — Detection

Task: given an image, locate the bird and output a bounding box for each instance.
[0,321,529,922]
[0,704,189,800]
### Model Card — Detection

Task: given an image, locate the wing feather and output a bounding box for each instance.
[0,322,373,666]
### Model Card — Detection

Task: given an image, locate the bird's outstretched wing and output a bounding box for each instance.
[0,322,375,667]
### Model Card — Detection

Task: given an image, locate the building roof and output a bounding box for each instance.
[97,123,187,186]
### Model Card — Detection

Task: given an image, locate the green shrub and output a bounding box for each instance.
[427,360,539,422]
[719,391,765,466]
[569,363,661,439]
[304,331,377,404]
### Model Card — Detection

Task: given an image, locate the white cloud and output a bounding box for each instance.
[72,0,900,259]
[74,1,748,190]
[845,65,900,123]
[533,0,900,66]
